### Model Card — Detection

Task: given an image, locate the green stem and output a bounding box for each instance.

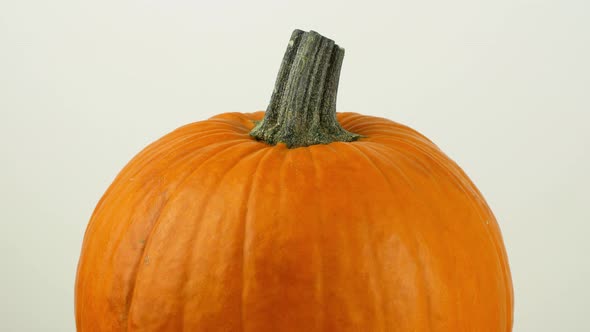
[250,29,360,148]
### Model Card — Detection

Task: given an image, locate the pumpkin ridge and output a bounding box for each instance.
[306,146,325,331]
[125,140,264,329]
[200,120,251,134]
[76,131,197,328]
[335,112,366,128]
[170,128,246,142]
[85,138,246,329]
[366,142,465,328]
[376,130,513,306]
[105,138,240,247]
[362,137,510,330]
[145,121,247,163]
[81,129,245,252]
[177,142,267,328]
[340,116,436,147]
[241,146,282,331]
[212,111,265,129]
[77,131,179,252]
[366,144,484,328]
[429,156,513,329]
[103,137,257,283]
[171,116,253,136]
[347,142,432,330]
[341,117,392,134]
[343,141,418,331]
[368,136,457,181]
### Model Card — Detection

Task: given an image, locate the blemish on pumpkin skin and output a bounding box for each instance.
[144,255,150,265]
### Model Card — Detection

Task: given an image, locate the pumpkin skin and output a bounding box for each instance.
[75,111,513,331]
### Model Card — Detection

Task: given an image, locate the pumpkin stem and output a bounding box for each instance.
[250,29,361,148]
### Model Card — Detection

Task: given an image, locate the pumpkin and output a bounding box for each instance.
[75,30,513,331]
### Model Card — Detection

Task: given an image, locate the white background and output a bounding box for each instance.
[1,0,589,331]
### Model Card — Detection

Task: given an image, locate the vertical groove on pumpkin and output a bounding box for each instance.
[423,152,514,330]
[125,140,262,329]
[179,142,265,327]
[350,142,438,329]
[357,161,389,329]
[306,147,325,331]
[375,128,513,329]
[79,133,223,329]
[363,138,511,329]
[339,143,402,328]
[240,146,278,332]
[78,129,247,329]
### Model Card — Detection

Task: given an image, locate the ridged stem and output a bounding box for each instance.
[250,29,360,148]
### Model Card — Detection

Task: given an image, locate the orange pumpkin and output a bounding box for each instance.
[75,30,513,331]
